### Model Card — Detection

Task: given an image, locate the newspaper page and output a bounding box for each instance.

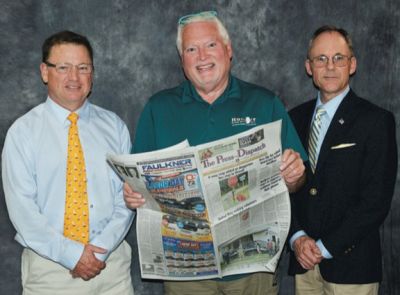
[195,120,290,275]
[107,120,291,280]
[108,145,218,280]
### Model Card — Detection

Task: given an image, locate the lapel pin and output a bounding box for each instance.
[338,118,345,125]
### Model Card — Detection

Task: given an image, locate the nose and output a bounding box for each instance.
[326,57,335,70]
[67,66,79,80]
[198,47,207,61]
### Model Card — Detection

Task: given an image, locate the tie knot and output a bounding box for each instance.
[315,107,326,118]
[68,112,79,124]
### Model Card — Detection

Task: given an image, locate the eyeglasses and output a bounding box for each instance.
[309,54,352,68]
[45,62,93,74]
[178,10,217,25]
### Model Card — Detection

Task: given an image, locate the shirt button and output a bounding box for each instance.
[90,204,94,208]
[210,119,215,125]
[309,188,318,196]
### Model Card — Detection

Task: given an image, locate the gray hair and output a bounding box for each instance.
[176,12,231,55]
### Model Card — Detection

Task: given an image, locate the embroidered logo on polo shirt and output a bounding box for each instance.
[231,117,256,126]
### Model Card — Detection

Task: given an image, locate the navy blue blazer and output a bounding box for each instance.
[288,90,397,284]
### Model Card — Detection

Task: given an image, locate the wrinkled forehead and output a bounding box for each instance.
[182,21,220,43]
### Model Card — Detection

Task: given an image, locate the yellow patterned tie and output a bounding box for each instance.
[63,112,89,244]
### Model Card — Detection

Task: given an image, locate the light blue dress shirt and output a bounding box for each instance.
[2,97,134,270]
[290,86,350,259]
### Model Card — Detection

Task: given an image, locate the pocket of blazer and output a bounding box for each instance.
[331,143,356,150]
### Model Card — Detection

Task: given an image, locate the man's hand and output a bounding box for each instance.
[123,182,146,209]
[293,236,322,270]
[70,244,107,281]
[280,149,305,192]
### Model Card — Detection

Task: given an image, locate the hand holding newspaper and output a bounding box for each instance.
[107,120,291,280]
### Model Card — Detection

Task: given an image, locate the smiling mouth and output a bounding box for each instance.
[66,85,81,90]
[196,63,215,72]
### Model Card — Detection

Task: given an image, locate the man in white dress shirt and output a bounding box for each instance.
[2,30,134,295]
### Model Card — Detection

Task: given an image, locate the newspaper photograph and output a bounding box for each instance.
[107,120,291,280]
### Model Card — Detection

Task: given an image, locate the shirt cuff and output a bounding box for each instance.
[316,239,333,259]
[59,239,85,270]
[289,230,307,250]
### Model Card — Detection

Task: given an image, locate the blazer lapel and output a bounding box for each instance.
[315,90,360,172]
[298,100,316,148]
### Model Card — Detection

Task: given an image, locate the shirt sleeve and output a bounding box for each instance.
[90,119,135,261]
[316,239,333,259]
[2,124,84,270]
[132,99,157,153]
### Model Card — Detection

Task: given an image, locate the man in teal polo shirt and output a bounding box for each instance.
[125,11,307,295]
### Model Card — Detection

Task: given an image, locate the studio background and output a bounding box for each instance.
[0,0,399,294]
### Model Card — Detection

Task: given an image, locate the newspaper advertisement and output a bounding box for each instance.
[107,120,291,280]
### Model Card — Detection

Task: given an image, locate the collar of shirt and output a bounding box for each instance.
[45,97,90,126]
[181,74,242,104]
[314,86,350,122]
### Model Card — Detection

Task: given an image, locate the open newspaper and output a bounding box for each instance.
[107,120,290,280]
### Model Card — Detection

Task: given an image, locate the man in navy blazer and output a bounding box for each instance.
[288,25,397,294]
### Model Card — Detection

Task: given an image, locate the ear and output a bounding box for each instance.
[349,56,357,75]
[305,59,313,76]
[226,42,233,60]
[40,63,48,83]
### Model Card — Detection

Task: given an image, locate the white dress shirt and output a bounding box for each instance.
[2,97,134,270]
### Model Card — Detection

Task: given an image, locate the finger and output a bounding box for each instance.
[280,149,292,170]
[88,260,106,271]
[281,149,292,162]
[81,262,104,277]
[283,161,304,182]
[127,196,145,205]
[123,182,134,194]
[300,254,317,269]
[297,255,315,270]
[87,244,108,254]
[299,260,314,270]
[284,170,303,184]
[86,265,102,277]
[123,185,143,199]
[297,244,319,265]
[304,251,320,265]
[125,192,146,209]
[311,245,322,257]
[280,150,300,171]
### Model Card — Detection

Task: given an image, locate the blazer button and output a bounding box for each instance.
[309,188,318,196]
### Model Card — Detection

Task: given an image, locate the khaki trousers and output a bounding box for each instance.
[22,241,134,295]
[295,265,378,295]
[164,272,278,295]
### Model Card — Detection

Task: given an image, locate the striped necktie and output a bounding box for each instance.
[63,112,89,244]
[308,107,326,173]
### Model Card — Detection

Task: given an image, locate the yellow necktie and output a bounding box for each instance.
[63,112,89,244]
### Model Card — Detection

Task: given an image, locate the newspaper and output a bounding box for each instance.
[107,120,291,280]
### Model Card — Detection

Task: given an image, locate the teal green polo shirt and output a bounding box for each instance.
[132,75,307,281]
[133,75,307,162]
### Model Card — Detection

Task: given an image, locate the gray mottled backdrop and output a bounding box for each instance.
[1,0,399,294]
